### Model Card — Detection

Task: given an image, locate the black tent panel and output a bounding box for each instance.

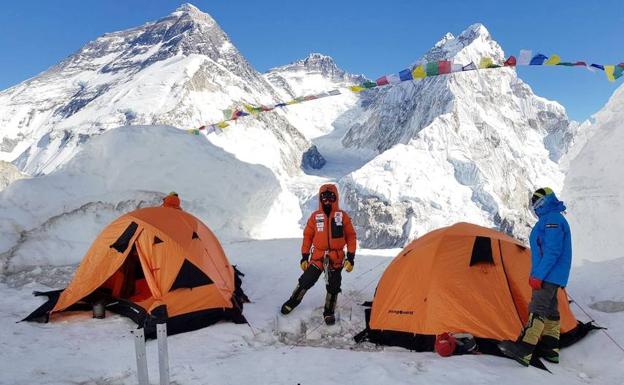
[170,259,213,290]
[470,236,494,266]
[110,222,138,253]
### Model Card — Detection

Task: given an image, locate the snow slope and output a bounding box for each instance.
[562,83,624,263]
[1,238,622,385]
[0,125,281,271]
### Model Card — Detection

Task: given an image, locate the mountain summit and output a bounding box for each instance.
[338,24,574,247]
[0,3,307,176]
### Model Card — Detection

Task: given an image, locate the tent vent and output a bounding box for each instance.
[154,236,163,244]
[192,232,200,239]
[470,236,494,266]
[170,259,213,291]
[110,222,138,253]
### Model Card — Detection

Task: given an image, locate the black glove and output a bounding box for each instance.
[346,252,355,265]
[300,253,310,271]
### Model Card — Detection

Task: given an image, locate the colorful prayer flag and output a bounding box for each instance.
[376,76,389,86]
[223,109,232,120]
[504,56,517,66]
[451,63,463,73]
[545,54,561,66]
[462,62,477,71]
[206,125,216,134]
[399,69,413,81]
[518,50,532,65]
[604,65,616,81]
[275,103,287,108]
[328,89,341,95]
[217,121,229,129]
[426,62,439,76]
[614,64,624,80]
[590,64,605,71]
[412,65,426,79]
[438,60,451,74]
[387,74,401,84]
[479,57,494,69]
[363,80,377,89]
[557,62,575,66]
[350,85,365,92]
[530,54,548,65]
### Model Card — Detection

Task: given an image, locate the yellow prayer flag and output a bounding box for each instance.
[545,54,561,66]
[217,121,229,129]
[349,86,365,93]
[479,57,493,69]
[286,99,298,105]
[412,65,426,79]
[604,65,616,82]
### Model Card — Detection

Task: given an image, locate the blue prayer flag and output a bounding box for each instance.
[529,54,548,65]
[399,69,413,81]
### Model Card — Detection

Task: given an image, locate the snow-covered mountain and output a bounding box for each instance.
[0,3,309,177]
[264,53,364,141]
[562,82,624,263]
[337,24,575,247]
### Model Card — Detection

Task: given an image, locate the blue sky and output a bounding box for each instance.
[0,0,622,121]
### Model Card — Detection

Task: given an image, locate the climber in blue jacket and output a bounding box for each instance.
[499,187,572,366]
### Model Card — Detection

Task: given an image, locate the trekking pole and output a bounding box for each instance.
[132,328,149,385]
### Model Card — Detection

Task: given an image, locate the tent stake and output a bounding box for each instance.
[157,323,170,385]
[132,328,149,385]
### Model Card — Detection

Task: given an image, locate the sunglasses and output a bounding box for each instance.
[320,191,337,202]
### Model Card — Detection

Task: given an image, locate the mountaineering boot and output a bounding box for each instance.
[537,317,561,363]
[498,313,545,367]
[323,292,338,325]
[280,285,307,315]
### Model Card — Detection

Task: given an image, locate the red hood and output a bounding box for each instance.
[318,184,340,211]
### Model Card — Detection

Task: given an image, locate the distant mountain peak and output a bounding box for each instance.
[422,23,502,63]
[169,2,217,25]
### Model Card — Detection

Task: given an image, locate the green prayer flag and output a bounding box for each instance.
[426,62,439,76]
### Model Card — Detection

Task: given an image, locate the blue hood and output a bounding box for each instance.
[535,193,566,217]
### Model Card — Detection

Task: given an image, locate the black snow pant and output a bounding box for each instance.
[298,265,342,294]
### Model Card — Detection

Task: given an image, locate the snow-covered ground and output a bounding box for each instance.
[1,238,623,385]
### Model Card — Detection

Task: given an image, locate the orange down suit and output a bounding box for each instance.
[301,184,357,269]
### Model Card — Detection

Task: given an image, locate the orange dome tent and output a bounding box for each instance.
[355,222,595,356]
[24,206,248,337]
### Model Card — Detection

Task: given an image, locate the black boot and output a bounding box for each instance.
[323,292,338,325]
[281,285,307,315]
[498,340,535,367]
[498,313,545,367]
[536,317,560,363]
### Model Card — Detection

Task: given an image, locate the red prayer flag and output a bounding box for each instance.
[376,76,389,86]
[574,61,587,66]
[438,60,451,74]
[504,56,517,66]
[198,125,206,130]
